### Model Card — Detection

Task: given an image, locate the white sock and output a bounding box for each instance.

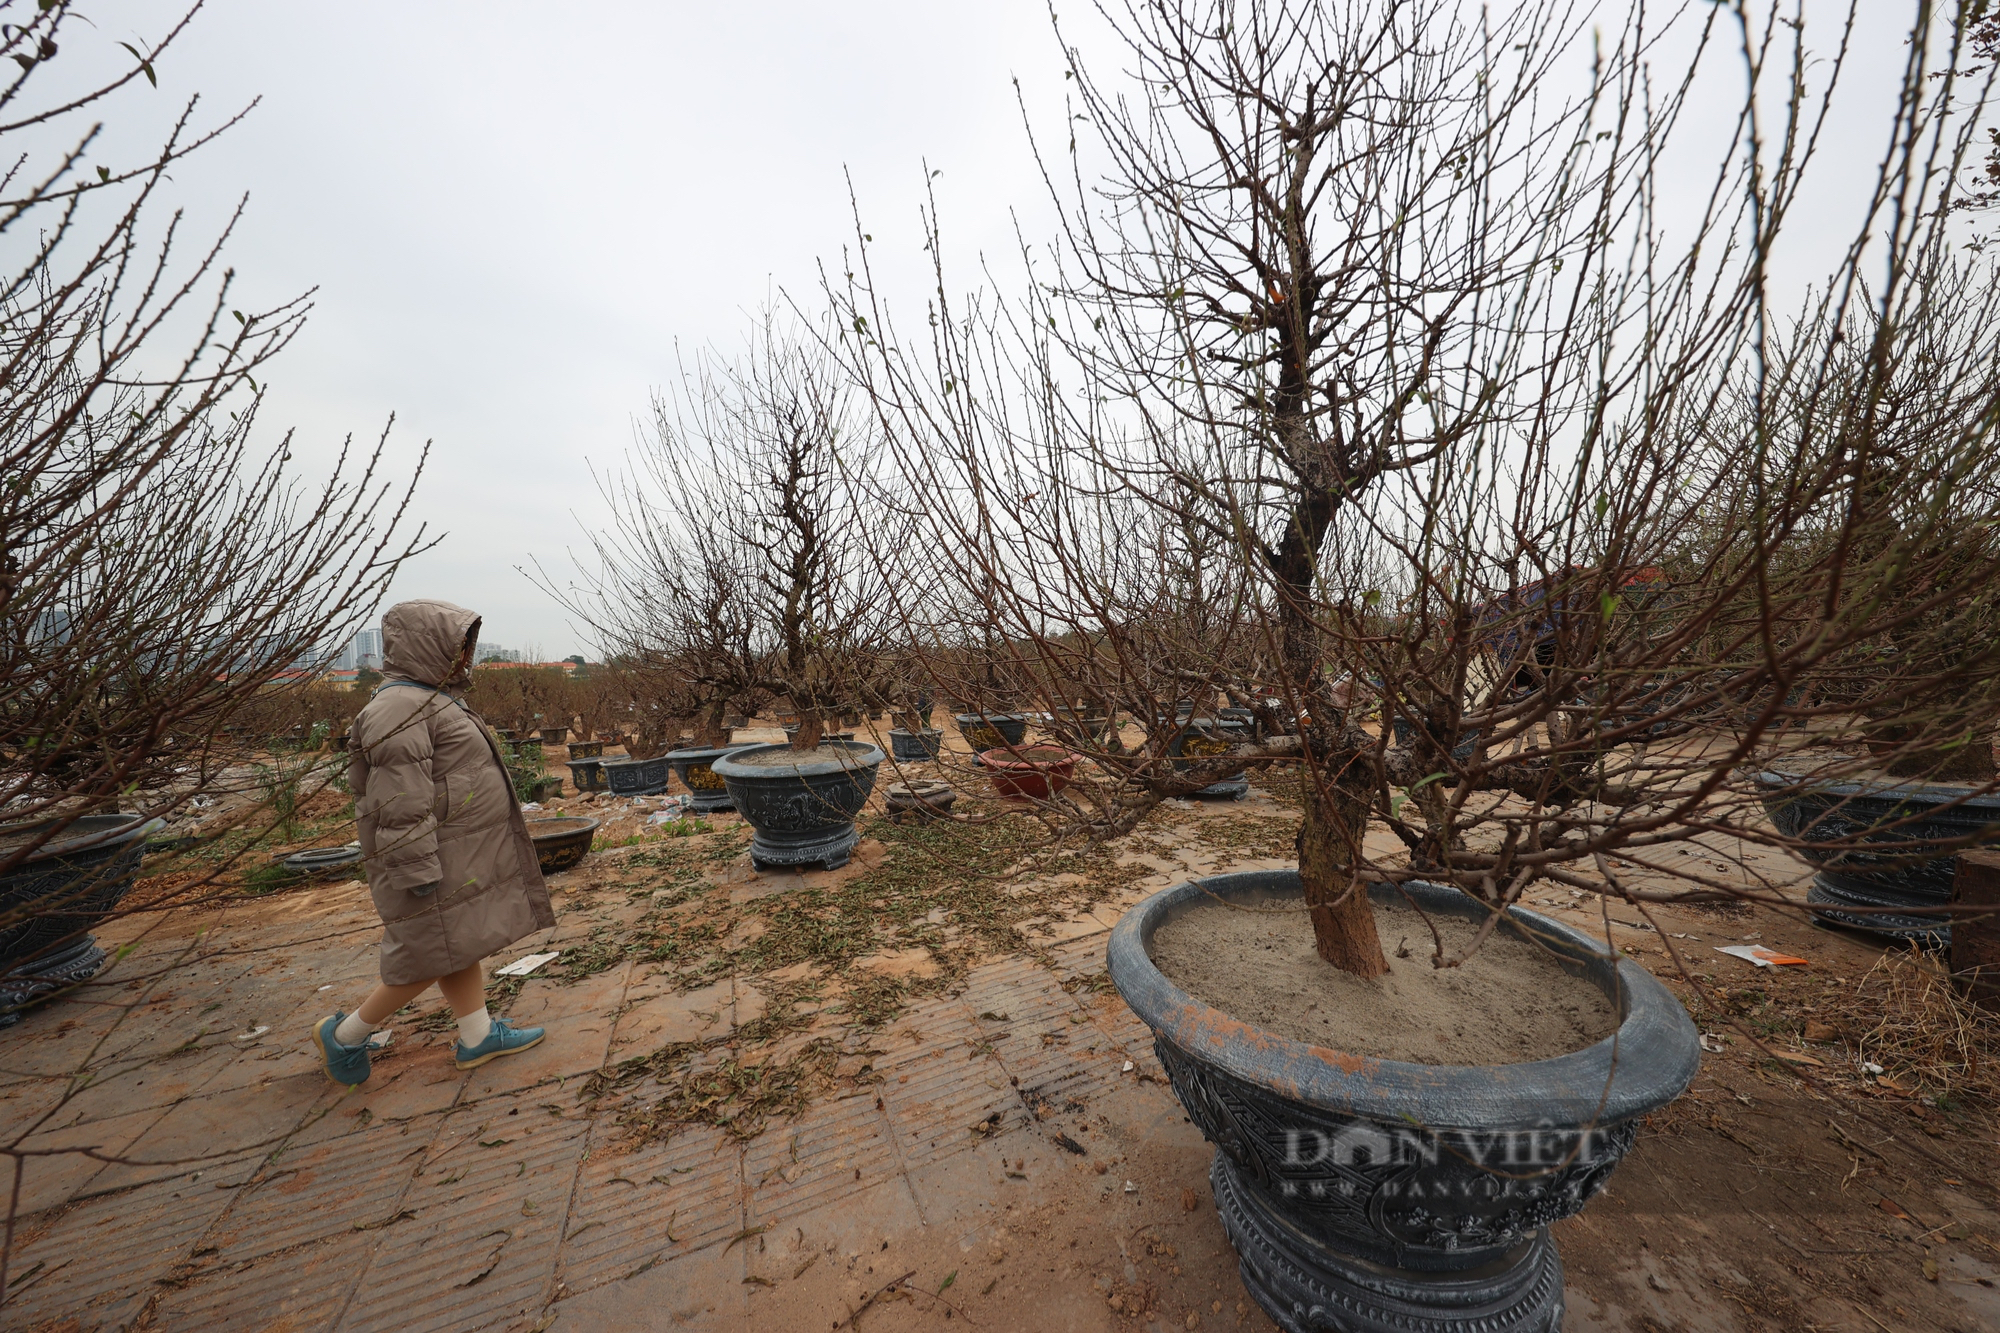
[457,1007,493,1046]
[334,1011,372,1047]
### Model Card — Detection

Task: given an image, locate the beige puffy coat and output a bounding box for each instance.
[348,600,555,985]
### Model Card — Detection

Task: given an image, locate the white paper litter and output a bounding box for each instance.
[1714,944,1806,968]
[1123,1180,1139,1193]
[233,1026,269,1042]
[1699,1032,1725,1053]
[1121,1060,1135,1073]
[366,1030,393,1051]
[494,950,561,977]
[317,984,333,992]
[1861,1061,1885,1075]
[521,802,543,812]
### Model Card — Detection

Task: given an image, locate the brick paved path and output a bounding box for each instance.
[0,876,1242,1332]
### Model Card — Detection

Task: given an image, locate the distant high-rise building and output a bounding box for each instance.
[335,627,385,672]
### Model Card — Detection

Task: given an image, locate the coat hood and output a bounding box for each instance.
[381,599,481,689]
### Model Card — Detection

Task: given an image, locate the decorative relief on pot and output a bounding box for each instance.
[964,724,1002,750]
[683,764,725,791]
[1157,1038,1640,1256]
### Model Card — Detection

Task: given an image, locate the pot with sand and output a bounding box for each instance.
[1108,871,1699,1333]
[713,739,884,870]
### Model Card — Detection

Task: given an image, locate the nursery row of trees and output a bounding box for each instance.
[563,0,2000,975]
[8,1,2000,983]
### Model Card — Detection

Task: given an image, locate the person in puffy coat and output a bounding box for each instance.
[312,599,558,1086]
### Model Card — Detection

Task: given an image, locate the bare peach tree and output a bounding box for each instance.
[562,314,892,751]
[2,0,431,868]
[0,0,433,1295]
[835,0,2000,973]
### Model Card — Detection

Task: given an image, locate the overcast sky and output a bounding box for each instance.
[28,1,1938,658]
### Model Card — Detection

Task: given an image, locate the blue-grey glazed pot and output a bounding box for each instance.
[953,713,1028,767]
[1755,769,2000,946]
[602,755,671,797]
[565,756,609,794]
[1107,871,1699,1333]
[665,746,748,813]
[0,815,163,1025]
[888,728,944,763]
[712,741,884,870]
[1168,716,1252,798]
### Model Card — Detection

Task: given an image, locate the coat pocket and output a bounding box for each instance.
[437,770,475,829]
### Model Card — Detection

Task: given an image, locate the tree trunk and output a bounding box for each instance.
[695,699,729,748]
[793,712,823,750]
[1297,750,1389,977]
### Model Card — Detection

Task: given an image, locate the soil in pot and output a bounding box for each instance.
[727,744,870,768]
[1150,895,1615,1066]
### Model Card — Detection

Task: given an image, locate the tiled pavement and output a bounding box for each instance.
[0,879,1178,1332]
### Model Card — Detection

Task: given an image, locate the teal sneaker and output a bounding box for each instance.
[313,1013,372,1087]
[454,1017,546,1070]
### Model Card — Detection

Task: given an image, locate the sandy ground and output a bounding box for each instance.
[1,720,1996,1331]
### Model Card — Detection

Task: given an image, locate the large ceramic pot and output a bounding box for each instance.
[567,740,605,759]
[0,815,163,1024]
[981,745,1078,800]
[602,755,672,797]
[665,745,745,813]
[1755,769,2000,946]
[1169,716,1252,799]
[1108,871,1699,1333]
[538,726,570,746]
[1051,705,1117,745]
[565,756,609,794]
[888,728,944,763]
[954,713,1029,767]
[712,741,884,870]
[528,817,600,873]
